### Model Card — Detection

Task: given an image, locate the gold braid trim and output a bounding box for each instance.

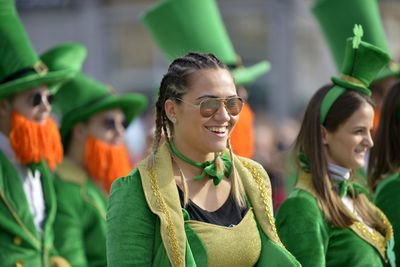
[148,167,184,267]
[240,159,284,247]
[340,74,368,88]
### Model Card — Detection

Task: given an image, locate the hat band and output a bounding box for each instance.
[62,93,111,120]
[0,61,49,85]
[339,74,367,88]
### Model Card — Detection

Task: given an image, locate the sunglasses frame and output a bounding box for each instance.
[31,92,54,107]
[103,117,129,131]
[175,96,243,117]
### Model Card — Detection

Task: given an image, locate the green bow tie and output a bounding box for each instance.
[334,179,369,198]
[169,142,232,186]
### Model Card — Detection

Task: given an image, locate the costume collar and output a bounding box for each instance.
[55,157,88,186]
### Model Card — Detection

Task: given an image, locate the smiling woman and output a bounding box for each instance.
[106,52,300,267]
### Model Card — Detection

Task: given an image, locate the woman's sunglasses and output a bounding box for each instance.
[176,96,243,117]
[31,92,54,107]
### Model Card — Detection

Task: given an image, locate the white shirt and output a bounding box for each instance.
[0,132,46,234]
[328,163,373,233]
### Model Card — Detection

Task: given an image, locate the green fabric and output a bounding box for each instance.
[374,173,400,267]
[0,1,82,100]
[333,179,369,198]
[141,0,270,86]
[53,161,107,267]
[312,0,399,80]
[54,73,148,146]
[320,25,390,123]
[107,170,300,267]
[276,189,388,267]
[169,142,231,185]
[0,151,59,266]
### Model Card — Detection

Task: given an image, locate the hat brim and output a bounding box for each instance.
[231,61,271,86]
[374,64,400,81]
[60,93,148,142]
[0,68,75,100]
[331,76,371,96]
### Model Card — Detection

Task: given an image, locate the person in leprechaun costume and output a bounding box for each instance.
[107,51,300,266]
[141,0,270,159]
[0,1,85,266]
[275,25,395,267]
[52,67,147,267]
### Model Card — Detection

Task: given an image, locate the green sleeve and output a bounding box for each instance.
[374,178,400,267]
[107,169,156,267]
[53,178,88,267]
[276,190,329,267]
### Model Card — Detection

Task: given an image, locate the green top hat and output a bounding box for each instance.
[320,25,390,123]
[141,0,270,86]
[54,73,148,146]
[0,0,78,100]
[313,0,399,81]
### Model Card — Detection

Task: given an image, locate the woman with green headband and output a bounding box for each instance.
[107,52,300,266]
[368,81,400,266]
[275,25,395,267]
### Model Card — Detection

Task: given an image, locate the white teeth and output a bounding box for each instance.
[207,126,227,133]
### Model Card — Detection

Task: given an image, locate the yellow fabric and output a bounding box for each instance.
[56,158,88,186]
[187,208,261,267]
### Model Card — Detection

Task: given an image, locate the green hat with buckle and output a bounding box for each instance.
[320,25,390,123]
[54,73,148,146]
[0,0,78,100]
[141,0,270,86]
[313,0,400,81]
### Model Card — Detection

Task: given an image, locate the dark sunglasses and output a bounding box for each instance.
[103,117,129,131]
[176,97,244,117]
[31,92,54,107]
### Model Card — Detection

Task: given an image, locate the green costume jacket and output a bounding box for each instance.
[0,150,63,267]
[276,172,394,267]
[374,173,400,266]
[53,159,107,267]
[107,144,300,267]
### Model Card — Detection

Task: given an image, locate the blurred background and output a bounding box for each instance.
[17,0,400,208]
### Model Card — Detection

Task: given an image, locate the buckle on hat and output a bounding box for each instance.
[339,74,367,88]
[389,61,399,72]
[33,61,49,76]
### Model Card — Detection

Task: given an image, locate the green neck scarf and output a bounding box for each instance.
[334,179,369,198]
[169,142,232,186]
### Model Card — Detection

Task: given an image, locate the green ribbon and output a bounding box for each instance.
[298,151,310,172]
[334,179,369,198]
[169,142,232,186]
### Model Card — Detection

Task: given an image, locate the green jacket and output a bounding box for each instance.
[53,159,107,267]
[374,173,400,267]
[276,173,394,267]
[0,150,61,267]
[107,144,300,267]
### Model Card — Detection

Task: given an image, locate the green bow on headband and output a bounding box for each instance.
[333,179,369,198]
[169,141,232,186]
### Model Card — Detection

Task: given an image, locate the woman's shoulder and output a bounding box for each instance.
[110,169,143,195]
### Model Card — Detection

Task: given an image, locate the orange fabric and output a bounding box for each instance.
[84,135,133,193]
[372,106,381,136]
[230,101,254,158]
[9,111,63,170]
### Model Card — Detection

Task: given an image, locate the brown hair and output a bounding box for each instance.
[295,84,385,232]
[151,52,245,207]
[368,82,400,191]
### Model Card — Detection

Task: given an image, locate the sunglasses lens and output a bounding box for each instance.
[226,98,243,116]
[200,99,221,117]
[47,94,54,105]
[104,118,116,130]
[122,120,129,129]
[32,93,42,107]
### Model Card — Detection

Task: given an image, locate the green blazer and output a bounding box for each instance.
[107,144,300,267]
[374,173,400,267]
[53,159,107,267]
[276,172,394,267]
[0,150,61,267]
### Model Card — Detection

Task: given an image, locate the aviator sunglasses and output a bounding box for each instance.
[176,96,244,117]
[31,92,54,107]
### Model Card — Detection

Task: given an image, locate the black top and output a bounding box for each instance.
[178,187,248,227]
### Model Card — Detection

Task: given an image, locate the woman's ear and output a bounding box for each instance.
[164,99,177,123]
[321,125,328,145]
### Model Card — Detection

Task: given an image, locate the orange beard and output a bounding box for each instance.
[9,111,63,170]
[84,135,133,194]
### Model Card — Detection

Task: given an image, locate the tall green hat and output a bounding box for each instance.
[141,0,270,86]
[54,73,148,145]
[0,0,77,100]
[320,25,390,123]
[313,0,400,81]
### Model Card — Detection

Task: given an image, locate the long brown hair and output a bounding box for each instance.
[295,84,385,231]
[368,82,400,191]
[151,52,245,207]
